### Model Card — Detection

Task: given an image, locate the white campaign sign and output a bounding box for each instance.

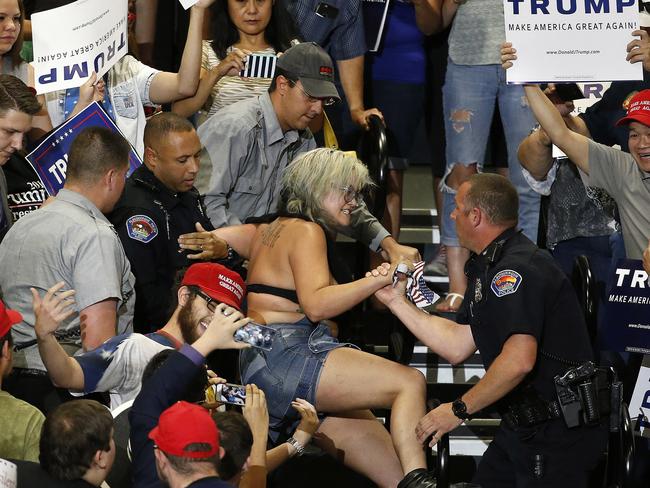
[31,0,128,94]
[179,0,200,8]
[504,0,643,83]
[0,459,16,488]
[629,354,650,438]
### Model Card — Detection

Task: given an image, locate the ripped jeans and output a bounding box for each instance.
[440,60,540,246]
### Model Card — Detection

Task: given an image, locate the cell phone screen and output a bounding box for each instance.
[214,383,246,406]
[240,54,277,78]
[234,322,276,350]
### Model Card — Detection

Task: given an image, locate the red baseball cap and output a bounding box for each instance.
[616,90,650,127]
[0,300,22,337]
[181,263,245,311]
[149,401,220,458]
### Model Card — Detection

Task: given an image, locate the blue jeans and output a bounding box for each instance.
[239,318,355,442]
[440,61,540,245]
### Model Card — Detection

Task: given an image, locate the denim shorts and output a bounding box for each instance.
[239,317,356,442]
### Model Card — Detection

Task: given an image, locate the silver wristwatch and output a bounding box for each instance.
[286,436,305,456]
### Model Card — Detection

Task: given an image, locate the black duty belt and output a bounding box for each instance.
[10,367,48,377]
[502,362,617,430]
[502,396,562,429]
[13,328,81,352]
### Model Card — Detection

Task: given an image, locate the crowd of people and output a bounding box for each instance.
[0,0,649,487]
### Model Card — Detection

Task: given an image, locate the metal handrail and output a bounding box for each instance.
[358,114,388,218]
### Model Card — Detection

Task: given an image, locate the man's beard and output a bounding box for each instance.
[178,299,202,344]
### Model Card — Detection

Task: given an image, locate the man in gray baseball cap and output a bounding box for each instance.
[197,41,417,267]
[275,42,341,104]
[198,41,347,229]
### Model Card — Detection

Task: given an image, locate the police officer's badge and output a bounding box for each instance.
[491,269,522,297]
[474,278,482,302]
[126,215,158,243]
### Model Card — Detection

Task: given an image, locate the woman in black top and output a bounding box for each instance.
[185,148,429,487]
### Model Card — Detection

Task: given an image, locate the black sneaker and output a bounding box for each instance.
[397,468,437,488]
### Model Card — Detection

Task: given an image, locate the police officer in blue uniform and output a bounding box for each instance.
[110,113,227,333]
[375,173,608,488]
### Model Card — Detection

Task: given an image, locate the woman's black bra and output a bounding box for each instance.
[247,283,299,303]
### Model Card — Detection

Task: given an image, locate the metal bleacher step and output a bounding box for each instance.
[432,419,500,458]
[411,344,485,385]
[400,208,450,286]
[400,207,441,245]
[337,207,440,246]
[409,342,497,460]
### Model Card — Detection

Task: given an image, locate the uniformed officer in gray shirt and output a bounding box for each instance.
[0,127,135,413]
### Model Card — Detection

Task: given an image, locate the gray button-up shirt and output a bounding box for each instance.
[199,92,389,250]
[200,92,314,228]
[0,189,135,370]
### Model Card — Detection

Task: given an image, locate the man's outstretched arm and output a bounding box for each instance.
[501,44,590,174]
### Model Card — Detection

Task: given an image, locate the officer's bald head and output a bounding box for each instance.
[464,174,518,227]
[144,112,195,152]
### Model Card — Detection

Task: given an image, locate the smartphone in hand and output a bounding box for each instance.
[234,322,276,350]
[240,53,277,78]
[212,383,246,406]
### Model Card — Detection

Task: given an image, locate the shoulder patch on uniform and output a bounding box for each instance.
[126,215,158,243]
[491,269,522,297]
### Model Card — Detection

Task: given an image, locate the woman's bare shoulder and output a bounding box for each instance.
[286,218,324,238]
[264,218,325,252]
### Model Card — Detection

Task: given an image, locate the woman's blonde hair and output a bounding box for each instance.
[279,148,373,228]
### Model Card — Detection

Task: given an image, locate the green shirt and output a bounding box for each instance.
[0,390,45,462]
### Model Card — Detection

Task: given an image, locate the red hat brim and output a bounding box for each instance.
[0,307,22,337]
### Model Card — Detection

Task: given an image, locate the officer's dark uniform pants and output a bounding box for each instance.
[473,418,608,487]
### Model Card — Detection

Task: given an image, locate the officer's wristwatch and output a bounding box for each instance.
[451,397,470,420]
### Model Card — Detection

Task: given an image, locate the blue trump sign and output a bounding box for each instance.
[26,101,141,196]
[603,259,650,354]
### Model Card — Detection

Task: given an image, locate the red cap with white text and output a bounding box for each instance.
[616,89,650,127]
[181,263,245,311]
